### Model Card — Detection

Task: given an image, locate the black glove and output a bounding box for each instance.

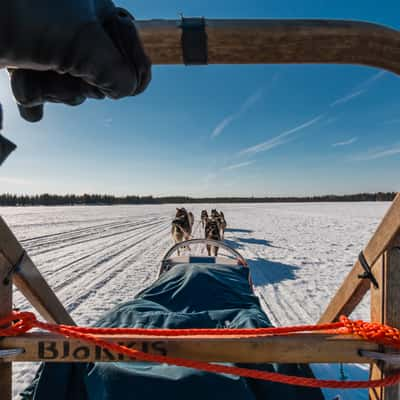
[0,1,151,122]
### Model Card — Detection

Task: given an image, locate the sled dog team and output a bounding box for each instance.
[171,208,227,256]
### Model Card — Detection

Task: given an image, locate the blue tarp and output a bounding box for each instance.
[21,263,324,400]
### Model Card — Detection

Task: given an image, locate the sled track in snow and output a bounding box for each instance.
[20,218,134,244]
[62,224,171,314]
[53,221,170,293]
[13,216,172,314]
[25,217,164,255]
[33,218,169,276]
[250,258,315,325]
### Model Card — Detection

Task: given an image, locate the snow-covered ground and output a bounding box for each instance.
[0,202,391,399]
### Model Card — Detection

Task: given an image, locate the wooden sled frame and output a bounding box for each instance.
[2,17,400,400]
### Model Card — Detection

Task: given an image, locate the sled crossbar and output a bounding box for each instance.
[137,19,400,75]
[0,333,380,364]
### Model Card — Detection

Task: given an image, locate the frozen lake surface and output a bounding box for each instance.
[1,202,390,399]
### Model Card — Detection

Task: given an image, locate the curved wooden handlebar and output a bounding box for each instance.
[136,19,400,74]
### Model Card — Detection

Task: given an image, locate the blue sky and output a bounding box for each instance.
[1,0,400,197]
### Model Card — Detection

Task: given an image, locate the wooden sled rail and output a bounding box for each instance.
[1,333,380,364]
[137,19,400,74]
[0,217,74,325]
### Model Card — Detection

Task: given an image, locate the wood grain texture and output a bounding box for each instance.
[381,242,400,400]
[369,237,400,400]
[1,332,379,364]
[369,255,385,400]
[136,19,400,75]
[0,253,13,400]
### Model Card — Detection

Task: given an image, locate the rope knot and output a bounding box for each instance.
[0,311,36,336]
[339,315,400,349]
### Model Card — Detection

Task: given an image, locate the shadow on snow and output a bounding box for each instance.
[248,258,300,286]
[225,228,253,234]
[236,237,273,247]
[224,237,280,249]
[223,239,243,250]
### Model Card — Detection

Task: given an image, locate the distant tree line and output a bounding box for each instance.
[0,192,396,206]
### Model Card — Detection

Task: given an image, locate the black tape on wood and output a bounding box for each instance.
[180,17,208,65]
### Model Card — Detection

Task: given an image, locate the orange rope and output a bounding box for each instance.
[1,311,400,389]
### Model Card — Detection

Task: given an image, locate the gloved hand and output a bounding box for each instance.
[0,1,151,122]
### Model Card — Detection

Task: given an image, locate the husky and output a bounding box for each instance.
[176,207,188,219]
[210,209,226,240]
[210,209,220,220]
[171,217,191,256]
[200,210,208,228]
[188,211,194,233]
[219,211,227,240]
[175,208,194,235]
[205,218,221,256]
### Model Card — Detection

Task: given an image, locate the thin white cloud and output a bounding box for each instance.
[0,177,32,185]
[332,137,358,147]
[211,89,263,138]
[211,115,236,138]
[241,90,264,113]
[222,160,255,171]
[352,144,400,161]
[330,71,386,107]
[239,114,324,156]
[211,73,280,139]
[360,70,386,87]
[330,89,366,107]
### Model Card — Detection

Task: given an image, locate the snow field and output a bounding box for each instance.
[0,202,390,399]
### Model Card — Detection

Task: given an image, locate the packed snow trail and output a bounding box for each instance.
[0,202,390,400]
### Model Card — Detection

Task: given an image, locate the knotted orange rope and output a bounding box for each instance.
[1,311,400,389]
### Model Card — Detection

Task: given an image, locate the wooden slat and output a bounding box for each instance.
[369,254,385,400]
[0,253,13,400]
[0,217,74,325]
[381,243,400,400]
[136,19,400,75]
[368,237,400,400]
[1,333,379,364]
[319,193,400,323]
